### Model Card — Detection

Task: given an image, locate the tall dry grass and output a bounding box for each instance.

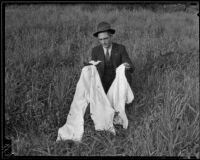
[5,4,199,157]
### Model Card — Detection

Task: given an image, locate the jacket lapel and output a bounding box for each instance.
[99,45,105,62]
[97,46,105,79]
[110,43,117,68]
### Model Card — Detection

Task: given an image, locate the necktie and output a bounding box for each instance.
[105,48,110,61]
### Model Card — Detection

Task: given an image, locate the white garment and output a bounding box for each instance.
[107,65,134,129]
[56,62,134,142]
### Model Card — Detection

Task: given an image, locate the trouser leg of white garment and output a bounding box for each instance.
[56,67,90,141]
[107,64,134,129]
[89,66,115,134]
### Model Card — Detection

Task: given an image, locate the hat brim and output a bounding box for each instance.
[93,29,115,37]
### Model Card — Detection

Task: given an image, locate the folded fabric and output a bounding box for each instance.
[56,62,134,142]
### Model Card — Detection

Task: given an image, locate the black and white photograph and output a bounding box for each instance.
[2,1,199,158]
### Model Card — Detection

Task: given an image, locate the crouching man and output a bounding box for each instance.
[91,21,134,93]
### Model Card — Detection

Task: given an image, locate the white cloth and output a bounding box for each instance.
[56,61,134,142]
[107,65,134,129]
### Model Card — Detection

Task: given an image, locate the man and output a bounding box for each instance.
[91,21,134,93]
[57,22,135,141]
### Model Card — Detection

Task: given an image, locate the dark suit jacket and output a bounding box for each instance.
[91,42,134,80]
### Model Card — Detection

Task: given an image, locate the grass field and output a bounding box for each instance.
[5,4,199,157]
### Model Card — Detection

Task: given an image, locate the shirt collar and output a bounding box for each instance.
[103,43,112,53]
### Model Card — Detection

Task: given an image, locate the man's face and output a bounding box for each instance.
[98,32,112,48]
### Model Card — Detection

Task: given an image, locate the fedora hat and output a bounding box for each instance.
[93,21,115,37]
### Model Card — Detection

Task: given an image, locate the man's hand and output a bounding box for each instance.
[89,60,102,66]
[123,62,131,69]
[83,62,93,66]
[84,60,102,66]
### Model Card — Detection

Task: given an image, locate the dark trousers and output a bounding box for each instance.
[102,73,115,94]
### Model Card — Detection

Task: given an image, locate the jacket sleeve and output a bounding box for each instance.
[121,46,135,73]
[91,48,97,61]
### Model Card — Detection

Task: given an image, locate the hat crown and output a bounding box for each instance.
[93,21,115,37]
[97,21,111,31]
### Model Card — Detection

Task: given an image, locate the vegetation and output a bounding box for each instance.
[5,4,199,157]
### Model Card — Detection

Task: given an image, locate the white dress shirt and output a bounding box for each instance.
[103,44,112,58]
